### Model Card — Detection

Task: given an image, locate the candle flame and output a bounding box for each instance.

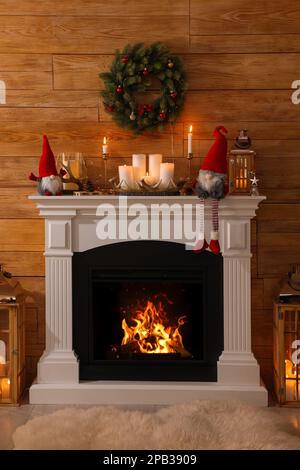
[146,172,149,176]
[7,379,10,385]
[189,125,193,133]
[103,136,107,145]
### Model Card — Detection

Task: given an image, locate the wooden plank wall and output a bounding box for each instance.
[1,0,299,391]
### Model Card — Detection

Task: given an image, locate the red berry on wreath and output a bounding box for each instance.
[116,85,124,94]
[159,111,166,119]
[170,90,177,99]
[143,67,149,76]
[121,56,129,63]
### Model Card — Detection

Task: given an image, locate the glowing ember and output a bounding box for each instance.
[121,299,190,357]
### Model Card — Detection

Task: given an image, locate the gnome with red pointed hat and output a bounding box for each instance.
[29,135,64,196]
[194,126,228,255]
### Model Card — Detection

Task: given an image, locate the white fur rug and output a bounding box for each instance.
[13,400,300,450]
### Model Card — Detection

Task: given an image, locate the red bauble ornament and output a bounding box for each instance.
[138,104,145,117]
[116,85,124,94]
[170,90,177,99]
[106,104,115,113]
[121,56,129,63]
[145,104,153,113]
[159,111,166,119]
[143,67,149,76]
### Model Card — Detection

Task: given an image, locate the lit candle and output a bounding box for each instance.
[118,165,134,190]
[1,378,10,400]
[143,172,157,186]
[132,154,146,182]
[188,125,193,155]
[149,154,162,183]
[102,136,108,155]
[160,162,175,189]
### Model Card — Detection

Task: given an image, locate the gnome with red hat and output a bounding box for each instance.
[29,135,64,196]
[194,126,228,255]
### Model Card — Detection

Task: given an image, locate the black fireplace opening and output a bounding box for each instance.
[73,241,223,382]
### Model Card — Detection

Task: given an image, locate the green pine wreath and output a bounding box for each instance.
[100,42,187,133]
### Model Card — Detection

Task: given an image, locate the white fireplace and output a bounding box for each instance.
[28,194,268,405]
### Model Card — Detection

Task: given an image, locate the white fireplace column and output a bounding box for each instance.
[37,211,79,384]
[218,217,260,385]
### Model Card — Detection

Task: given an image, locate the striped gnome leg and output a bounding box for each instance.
[209,198,221,255]
[193,198,208,253]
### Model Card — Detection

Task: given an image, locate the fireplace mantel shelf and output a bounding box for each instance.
[28,193,268,406]
[29,194,265,212]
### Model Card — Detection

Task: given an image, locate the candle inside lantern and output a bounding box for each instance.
[1,378,10,400]
[132,154,146,182]
[149,154,162,183]
[0,339,5,365]
[160,162,175,189]
[102,136,108,155]
[188,125,193,155]
[0,340,6,376]
[118,165,134,190]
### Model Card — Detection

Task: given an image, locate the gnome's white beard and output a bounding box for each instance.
[197,171,224,192]
[41,176,63,195]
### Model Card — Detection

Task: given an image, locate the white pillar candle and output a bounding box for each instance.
[143,172,157,186]
[132,154,146,182]
[160,162,175,189]
[188,125,193,154]
[118,165,134,190]
[149,154,162,182]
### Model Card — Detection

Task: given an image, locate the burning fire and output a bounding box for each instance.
[121,299,190,357]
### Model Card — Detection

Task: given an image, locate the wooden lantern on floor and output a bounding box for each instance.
[274,266,300,406]
[0,265,26,405]
[228,130,256,194]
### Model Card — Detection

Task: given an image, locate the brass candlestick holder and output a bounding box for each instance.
[102,151,109,192]
[186,152,193,182]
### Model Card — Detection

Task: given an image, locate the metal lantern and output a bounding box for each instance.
[0,265,26,405]
[274,265,300,406]
[228,130,256,194]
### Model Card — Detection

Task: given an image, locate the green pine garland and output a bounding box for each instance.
[100,42,187,133]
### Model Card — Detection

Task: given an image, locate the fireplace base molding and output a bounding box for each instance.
[28,195,268,406]
[30,381,267,405]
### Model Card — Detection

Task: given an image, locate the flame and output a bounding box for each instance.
[189,125,193,133]
[121,300,190,356]
[103,136,107,145]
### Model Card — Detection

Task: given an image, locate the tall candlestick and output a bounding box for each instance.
[132,154,146,182]
[149,154,162,183]
[188,125,193,155]
[102,136,108,155]
[118,165,134,190]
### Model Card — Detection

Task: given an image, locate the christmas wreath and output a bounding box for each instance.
[100,42,186,133]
